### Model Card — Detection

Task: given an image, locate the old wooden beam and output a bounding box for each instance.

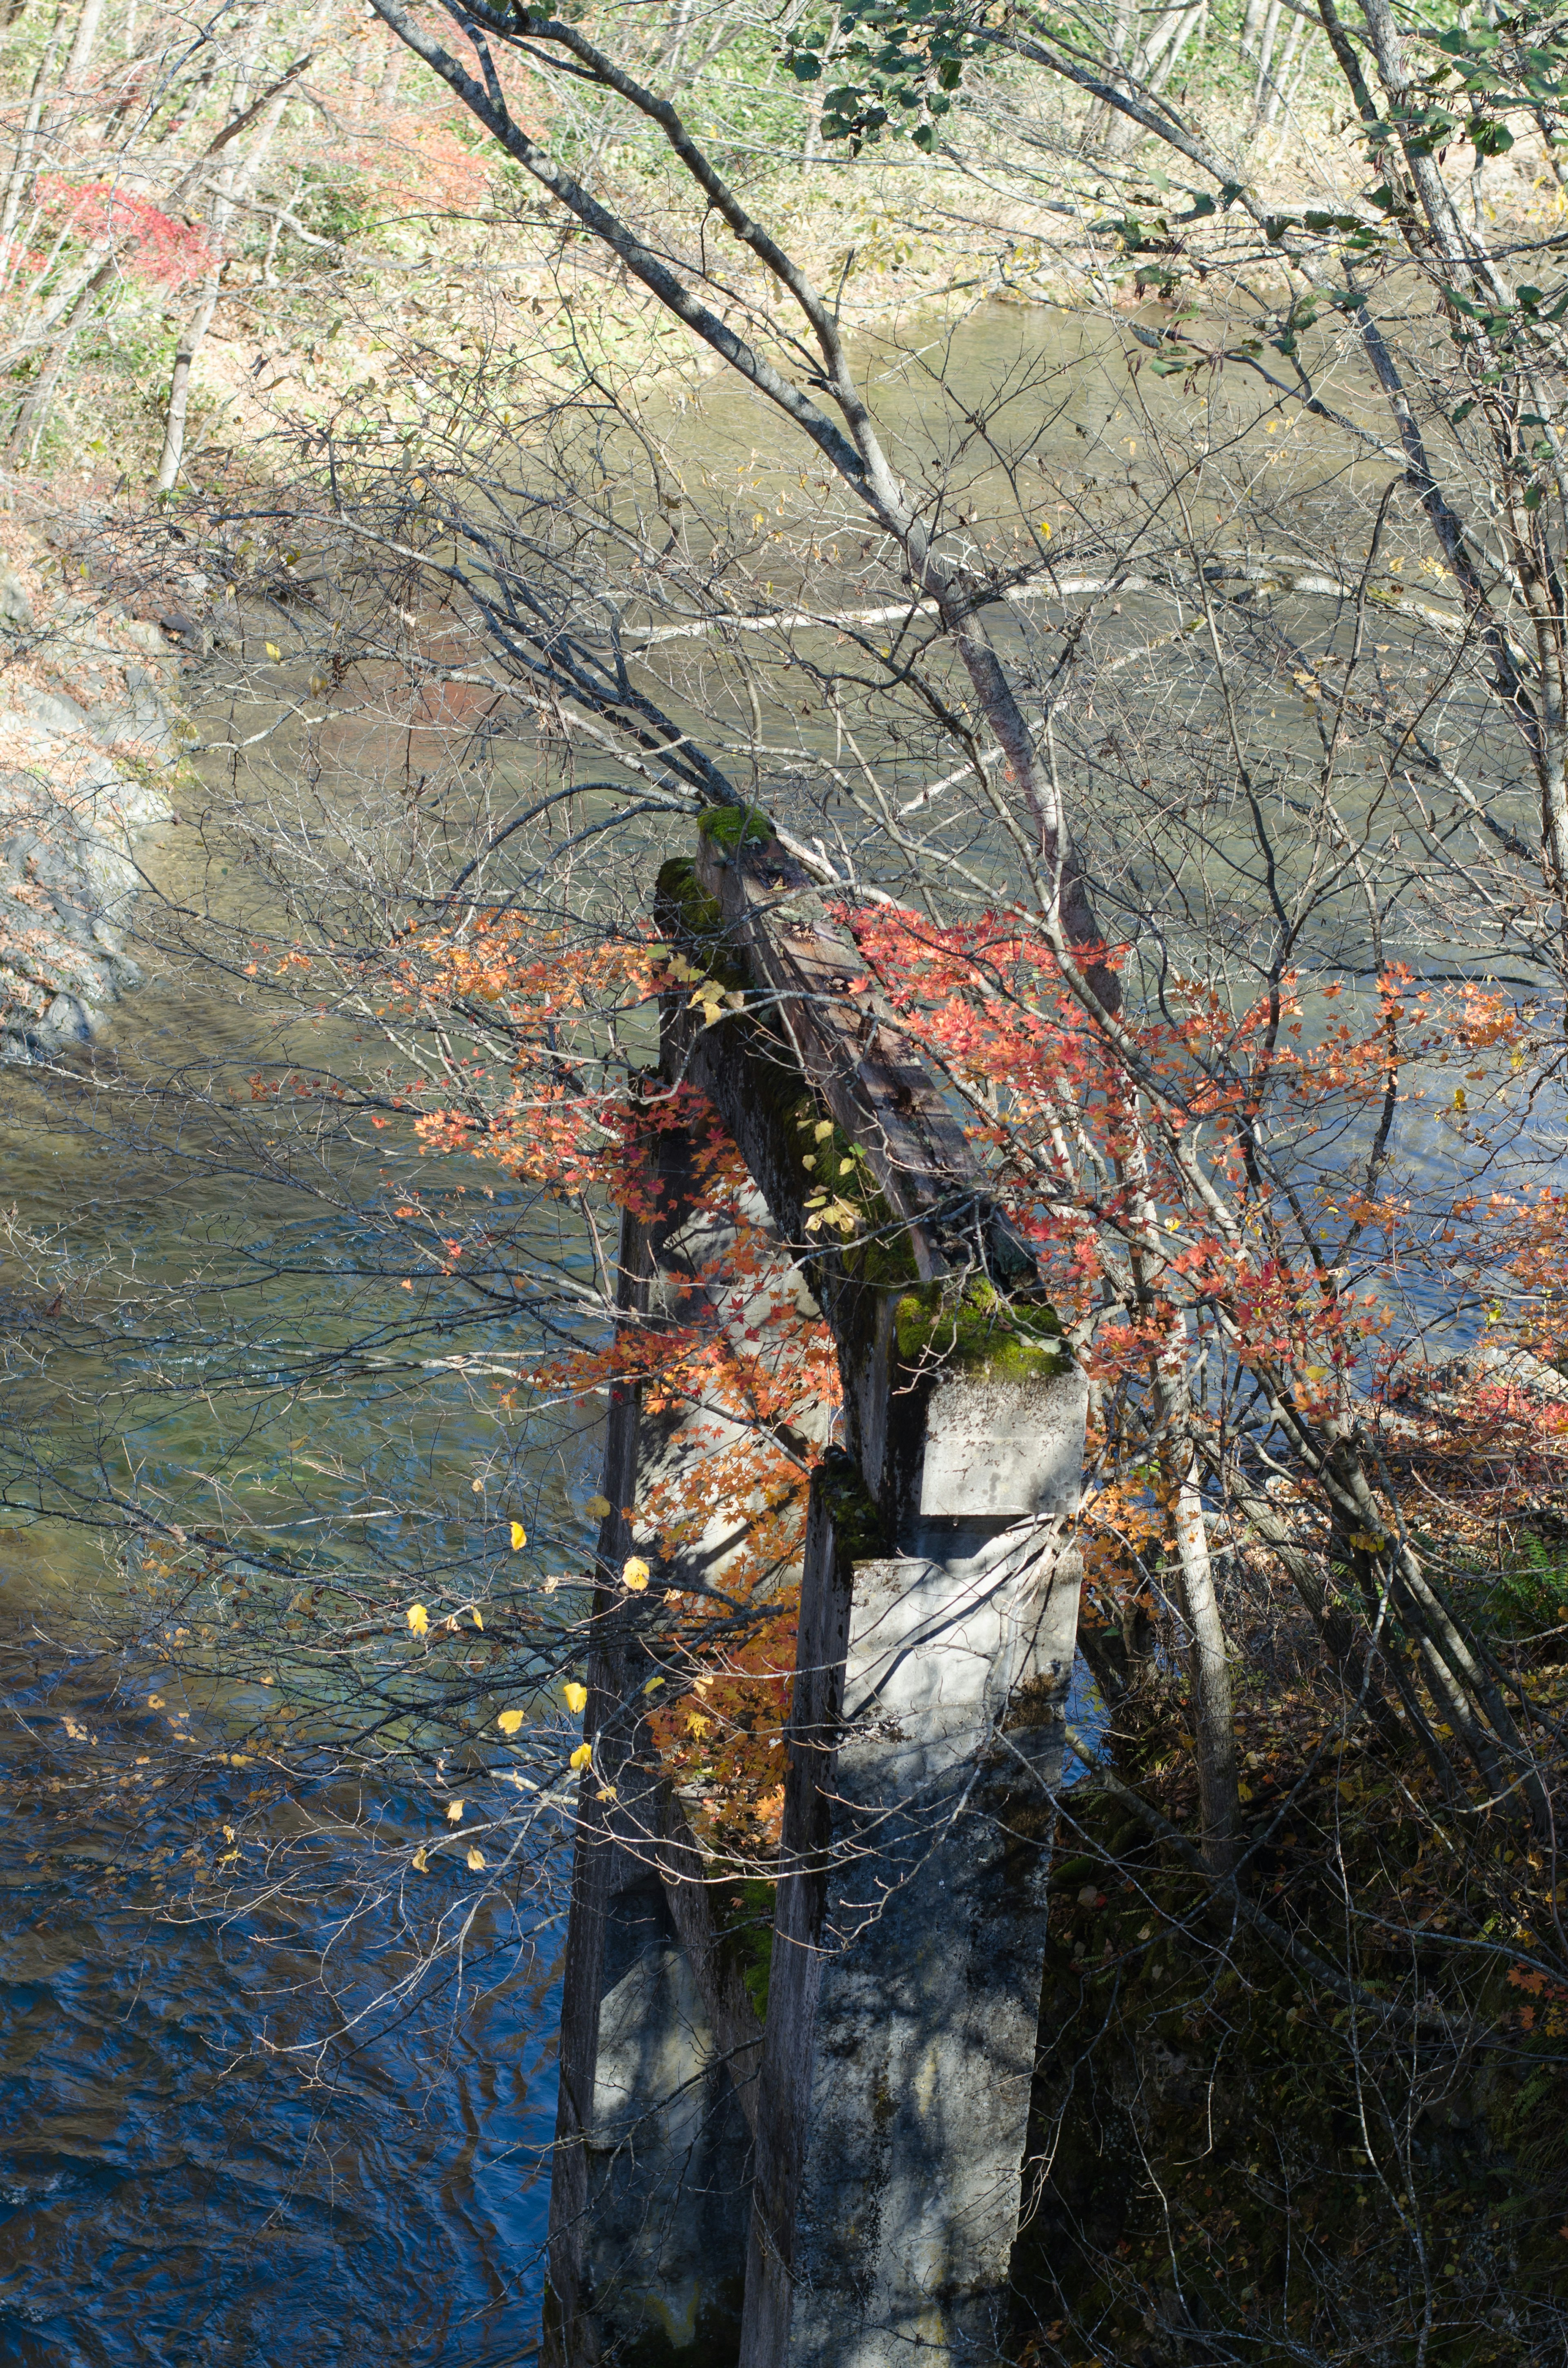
[543,1115,824,2365]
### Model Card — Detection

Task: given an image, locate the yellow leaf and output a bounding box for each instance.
[595,1785,618,1803]
[412,1845,429,1872]
[585,1493,612,1519]
[466,1844,486,1871]
[445,1798,466,1823]
[510,1521,527,1550]
[570,1741,592,1770]
[563,1681,588,1715]
[407,1603,430,1637]
[1237,1781,1254,1802]
[621,1556,650,1592]
[222,1825,236,1843]
[685,1711,712,1739]
[471,1606,484,1630]
[147,1695,165,1709]
[497,1708,525,1735]
[264,641,281,661]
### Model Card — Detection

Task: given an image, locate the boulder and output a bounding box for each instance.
[0,633,181,1060]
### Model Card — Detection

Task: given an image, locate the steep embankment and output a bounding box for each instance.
[0,520,194,1057]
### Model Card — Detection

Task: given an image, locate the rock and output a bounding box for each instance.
[1419,1341,1568,1407]
[39,992,98,1048]
[86,685,179,765]
[158,612,205,656]
[17,687,89,735]
[122,618,173,656]
[1467,1340,1568,1400]
[0,569,33,634]
[0,604,183,1060]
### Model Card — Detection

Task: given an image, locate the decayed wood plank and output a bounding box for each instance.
[690,828,1033,1284]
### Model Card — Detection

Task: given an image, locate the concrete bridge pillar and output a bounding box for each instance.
[544,821,1087,2365]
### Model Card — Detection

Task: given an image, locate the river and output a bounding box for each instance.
[0,292,1536,2366]
[0,756,572,2362]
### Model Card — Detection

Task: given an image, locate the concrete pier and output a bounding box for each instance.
[545,821,1086,2364]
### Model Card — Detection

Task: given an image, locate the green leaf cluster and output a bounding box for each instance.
[782,0,982,152]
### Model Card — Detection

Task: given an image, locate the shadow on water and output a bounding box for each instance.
[0,292,1519,2362]
[0,1521,560,2367]
[0,799,574,2350]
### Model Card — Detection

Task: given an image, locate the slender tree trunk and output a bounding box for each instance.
[1259,8,1304,128]
[154,274,218,489]
[1088,0,1134,148]
[62,0,102,88]
[1127,1143,1239,1874]
[1251,0,1282,127]
[374,45,403,109]
[6,244,109,461]
[1343,0,1568,946]
[1158,1381,1238,1875]
[1145,1,1202,100]
[154,6,324,490]
[1,0,67,247]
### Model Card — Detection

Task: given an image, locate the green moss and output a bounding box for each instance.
[696,802,773,850]
[713,1875,778,2022]
[654,857,747,989]
[815,1443,886,1563]
[655,856,722,940]
[845,1229,920,1289]
[787,1097,922,1284]
[893,1277,1072,1382]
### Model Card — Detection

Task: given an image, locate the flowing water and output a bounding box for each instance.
[0,296,1530,2365]
[0,1079,565,2361]
[0,803,573,2361]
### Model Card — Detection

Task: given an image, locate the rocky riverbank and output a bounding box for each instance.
[0,529,192,1060]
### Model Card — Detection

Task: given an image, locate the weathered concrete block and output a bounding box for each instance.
[551,834,1090,2365]
[546,1145,815,2367]
[920,1372,1089,1520]
[740,1462,1082,2368]
[581,1879,752,2360]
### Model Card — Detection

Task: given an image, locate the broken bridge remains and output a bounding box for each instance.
[543,814,1087,2368]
